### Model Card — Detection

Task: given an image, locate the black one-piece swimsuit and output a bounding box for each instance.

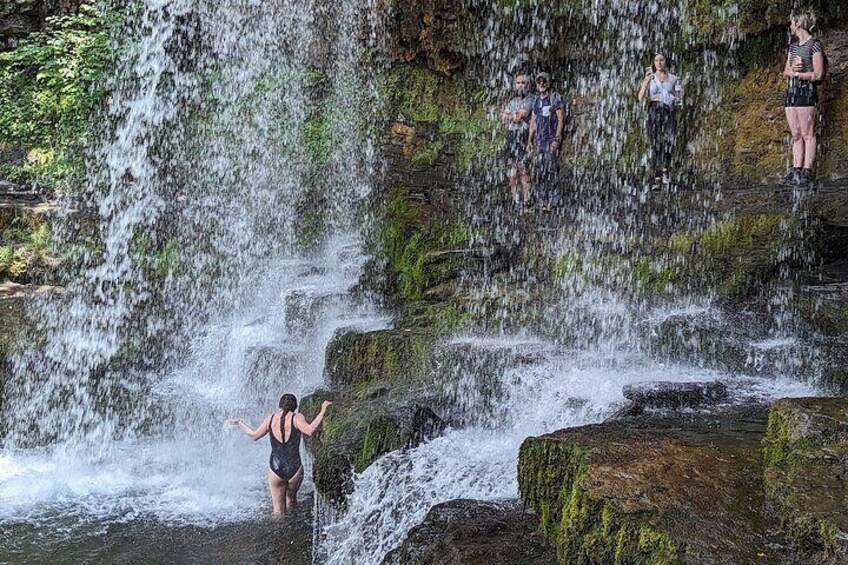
[269,413,302,481]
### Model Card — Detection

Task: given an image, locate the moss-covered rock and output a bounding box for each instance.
[518,412,788,564]
[762,398,848,562]
[378,64,499,172]
[324,328,432,390]
[369,183,514,331]
[303,329,446,505]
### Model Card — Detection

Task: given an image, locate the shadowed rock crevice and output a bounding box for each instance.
[382,499,557,565]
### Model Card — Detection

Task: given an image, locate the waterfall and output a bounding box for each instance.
[0,0,383,534]
[0,0,830,562]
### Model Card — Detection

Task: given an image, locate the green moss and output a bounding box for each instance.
[380,64,499,171]
[556,214,803,300]
[762,410,789,493]
[355,415,406,471]
[410,140,444,166]
[154,239,178,276]
[373,189,473,306]
[762,399,848,561]
[324,329,433,390]
[518,437,684,564]
[300,112,331,167]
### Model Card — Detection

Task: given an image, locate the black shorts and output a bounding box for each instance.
[785,81,817,107]
[503,130,529,164]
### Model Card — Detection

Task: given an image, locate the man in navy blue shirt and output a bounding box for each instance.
[527,72,565,212]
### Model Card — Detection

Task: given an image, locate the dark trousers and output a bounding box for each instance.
[534,146,560,207]
[647,103,676,176]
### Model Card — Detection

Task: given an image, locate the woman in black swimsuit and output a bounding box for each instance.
[228,394,332,515]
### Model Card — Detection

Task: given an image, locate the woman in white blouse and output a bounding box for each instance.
[638,52,682,185]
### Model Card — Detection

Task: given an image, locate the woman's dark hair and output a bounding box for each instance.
[279,393,298,414]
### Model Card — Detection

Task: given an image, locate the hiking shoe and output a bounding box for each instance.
[800,168,814,185]
[784,168,801,185]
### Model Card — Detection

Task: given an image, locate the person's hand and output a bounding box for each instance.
[226,418,241,425]
[643,69,653,83]
[321,400,333,411]
[501,109,511,124]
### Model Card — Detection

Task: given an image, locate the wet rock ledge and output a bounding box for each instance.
[382,499,556,565]
[518,399,848,565]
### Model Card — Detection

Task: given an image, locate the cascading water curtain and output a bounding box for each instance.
[316,1,821,564]
[1,0,382,535]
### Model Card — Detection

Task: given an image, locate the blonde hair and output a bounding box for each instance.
[791,8,818,33]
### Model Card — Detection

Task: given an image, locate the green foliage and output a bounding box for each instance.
[29,222,51,251]
[0,213,54,282]
[380,64,499,171]
[0,2,116,192]
[0,246,13,268]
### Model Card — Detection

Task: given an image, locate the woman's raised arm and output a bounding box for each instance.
[294,401,332,437]
[226,414,272,441]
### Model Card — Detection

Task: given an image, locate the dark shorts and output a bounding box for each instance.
[785,81,817,107]
[504,129,529,164]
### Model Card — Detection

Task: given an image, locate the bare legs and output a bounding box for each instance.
[508,161,531,205]
[285,466,303,512]
[267,466,304,516]
[785,106,817,170]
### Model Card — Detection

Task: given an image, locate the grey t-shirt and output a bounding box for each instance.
[505,94,534,132]
[788,38,823,73]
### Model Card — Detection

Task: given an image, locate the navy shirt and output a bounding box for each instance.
[533,92,564,148]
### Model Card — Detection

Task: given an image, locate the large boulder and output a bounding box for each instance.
[518,410,789,564]
[762,398,848,562]
[382,499,557,565]
[303,329,446,505]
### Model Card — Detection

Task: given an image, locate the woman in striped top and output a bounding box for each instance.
[783,9,825,185]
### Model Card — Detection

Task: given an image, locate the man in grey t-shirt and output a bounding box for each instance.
[501,73,534,210]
